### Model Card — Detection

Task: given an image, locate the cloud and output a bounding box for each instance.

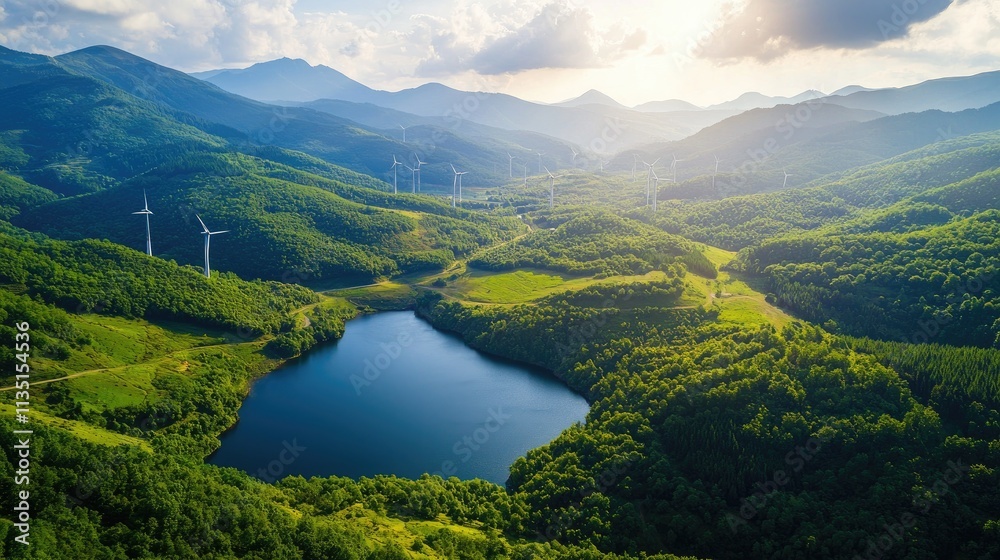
[415,1,645,76]
[698,0,959,62]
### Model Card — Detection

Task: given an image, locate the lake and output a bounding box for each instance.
[208,311,590,485]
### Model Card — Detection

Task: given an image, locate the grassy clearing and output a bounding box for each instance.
[28,314,225,383]
[435,269,673,304]
[328,282,418,310]
[0,403,150,450]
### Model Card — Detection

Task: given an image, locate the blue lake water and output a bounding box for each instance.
[208,311,589,485]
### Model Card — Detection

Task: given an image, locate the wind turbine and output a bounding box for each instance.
[713,155,721,191]
[414,153,428,192]
[670,155,684,183]
[403,163,416,193]
[132,190,153,256]
[782,169,793,189]
[399,124,407,143]
[544,166,564,211]
[521,163,528,187]
[535,151,544,174]
[507,152,516,178]
[450,164,468,206]
[390,155,402,194]
[196,215,228,278]
[642,158,660,206]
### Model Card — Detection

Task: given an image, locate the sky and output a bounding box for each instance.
[0,0,998,106]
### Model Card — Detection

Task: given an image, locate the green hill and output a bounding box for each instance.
[14,152,524,283]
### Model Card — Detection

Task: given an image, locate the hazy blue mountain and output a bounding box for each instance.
[633,99,703,112]
[552,89,628,109]
[627,100,1000,198]
[824,70,1000,115]
[705,90,826,111]
[196,58,736,147]
[831,85,873,96]
[193,57,376,103]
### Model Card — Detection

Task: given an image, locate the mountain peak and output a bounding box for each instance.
[555,89,625,109]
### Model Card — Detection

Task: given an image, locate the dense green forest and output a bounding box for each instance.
[471,211,716,279]
[14,153,524,284]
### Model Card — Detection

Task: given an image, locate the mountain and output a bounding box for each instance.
[831,84,873,96]
[192,57,376,103]
[197,58,737,148]
[553,89,627,109]
[13,152,524,284]
[623,99,1000,197]
[633,99,703,112]
[705,89,826,111]
[0,45,582,190]
[824,70,1000,115]
[619,101,885,188]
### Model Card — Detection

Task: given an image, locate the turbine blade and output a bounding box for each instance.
[196,214,210,233]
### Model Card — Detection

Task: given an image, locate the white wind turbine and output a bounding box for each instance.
[507,152,516,179]
[544,166,564,211]
[782,169,793,189]
[450,164,468,207]
[132,190,153,256]
[414,153,428,192]
[521,163,528,187]
[403,163,416,193]
[642,158,660,206]
[196,215,228,278]
[390,155,402,194]
[671,154,684,183]
[535,151,544,174]
[713,155,721,191]
[399,124,407,143]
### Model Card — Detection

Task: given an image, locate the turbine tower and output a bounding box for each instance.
[399,124,407,143]
[671,155,683,183]
[132,190,153,256]
[506,152,516,178]
[403,163,416,193]
[196,215,229,278]
[535,151,544,174]
[713,155,721,191]
[522,163,528,187]
[414,153,428,192]
[390,155,402,194]
[642,158,660,206]
[450,164,468,207]
[651,169,660,212]
[544,166,563,211]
